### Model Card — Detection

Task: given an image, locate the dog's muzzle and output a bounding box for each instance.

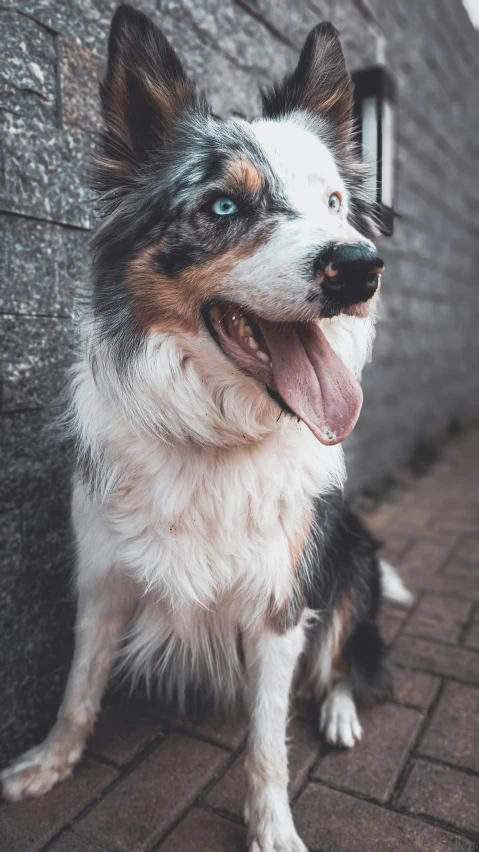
[314,242,385,306]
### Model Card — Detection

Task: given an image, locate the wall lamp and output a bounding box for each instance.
[352,66,397,236]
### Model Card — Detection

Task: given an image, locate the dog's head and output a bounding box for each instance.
[92,5,382,448]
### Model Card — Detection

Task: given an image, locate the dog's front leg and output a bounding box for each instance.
[243,623,307,852]
[2,570,135,801]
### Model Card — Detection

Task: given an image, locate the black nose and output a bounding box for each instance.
[314,243,384,306]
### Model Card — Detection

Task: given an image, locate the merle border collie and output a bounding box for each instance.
[2,6,411,849]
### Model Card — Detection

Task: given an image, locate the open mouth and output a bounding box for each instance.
[203,303,363,446]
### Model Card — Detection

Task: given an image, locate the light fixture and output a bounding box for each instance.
[352,66,397,236]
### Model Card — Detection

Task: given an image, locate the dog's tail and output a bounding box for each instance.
[379,559,414,606]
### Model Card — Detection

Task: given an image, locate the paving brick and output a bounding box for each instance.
[313,703,422,802]
[76,734,230,852]
[397,539,458,586]
[88,704,165,766]
[294,783,474,852]
[418,682,479,771]
[446,559,479,579]
[453,537,479,563]
[388,505,438,532]
[397,760,479,834]
[395,635,479,684]
[0,758,117,852]
[47,831,102,852]
[378,603,408,644]
[392,669,440,710]
[170,711,248,750]
[431,514,479,535]
[159,807,245,851]
[415,573,479,601]
[360,503,400,535]
[205,717,320,817]
[204,754,244,817]
[380,533,412,562]
[464,621,479,649]
[403,593,472,642]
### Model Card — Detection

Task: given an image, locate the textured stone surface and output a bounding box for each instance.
[403,593,472,643]
[46,832,103,852]
[0,10,57,124]
[395,634,479,684]
[0,214,87,317]
[159,808,246,851]
[0,114,95,227]
[57,37,102,131]
[0,758,117,852]
[313,703,423,802]
[0,315,75,410]
[392,669,440,710]
[88,703,166,766]
[397,760,479,834]
[464,621,479,650]
[76,734,230,851]
[294,783,475,852]
[418,682,479,771]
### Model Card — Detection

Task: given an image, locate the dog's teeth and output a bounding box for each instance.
[239,317,247,335]
[257,350,270,362]
[244,324,253,336]
[247,336,259,350]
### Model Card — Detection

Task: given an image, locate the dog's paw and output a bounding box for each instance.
[320,687,362,749]
[248,831,308,852]
[247,800,307,852]
[1,741,81,801]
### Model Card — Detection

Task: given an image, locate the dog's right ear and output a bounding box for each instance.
[96,4,200,191]
[261,23,353,151]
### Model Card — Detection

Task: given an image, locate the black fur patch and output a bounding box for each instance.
[302,490,392,705]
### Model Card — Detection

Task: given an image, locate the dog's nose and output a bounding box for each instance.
[314,243,384,304]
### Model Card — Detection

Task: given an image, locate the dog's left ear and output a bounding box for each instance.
[95,4,202,191]
[261,23,353,145]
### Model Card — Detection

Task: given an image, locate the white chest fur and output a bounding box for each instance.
[101,419,343,613]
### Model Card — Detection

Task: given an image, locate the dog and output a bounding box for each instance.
[1,6,411,850]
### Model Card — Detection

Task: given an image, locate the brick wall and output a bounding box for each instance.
[1,0,478,760]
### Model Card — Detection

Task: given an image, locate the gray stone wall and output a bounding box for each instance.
[1,0,479,760]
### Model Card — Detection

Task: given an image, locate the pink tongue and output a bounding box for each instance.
[258,320,363,445]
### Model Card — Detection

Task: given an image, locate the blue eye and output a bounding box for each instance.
[328,193,341,212]
[212,197,238,216]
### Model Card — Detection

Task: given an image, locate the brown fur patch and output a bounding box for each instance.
[330,591,354,682]
[225,158,264,194]
[128,227,272,336]
[266,593,306,635]
[289,509,312,572]
[142,75,192,123]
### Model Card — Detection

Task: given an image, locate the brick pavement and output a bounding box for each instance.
[1,428,479,851]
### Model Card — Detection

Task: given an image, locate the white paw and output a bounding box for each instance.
[249,831,307,852]
[320,687,362,749]
[247,802,307,852]
[1,741,81,801]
